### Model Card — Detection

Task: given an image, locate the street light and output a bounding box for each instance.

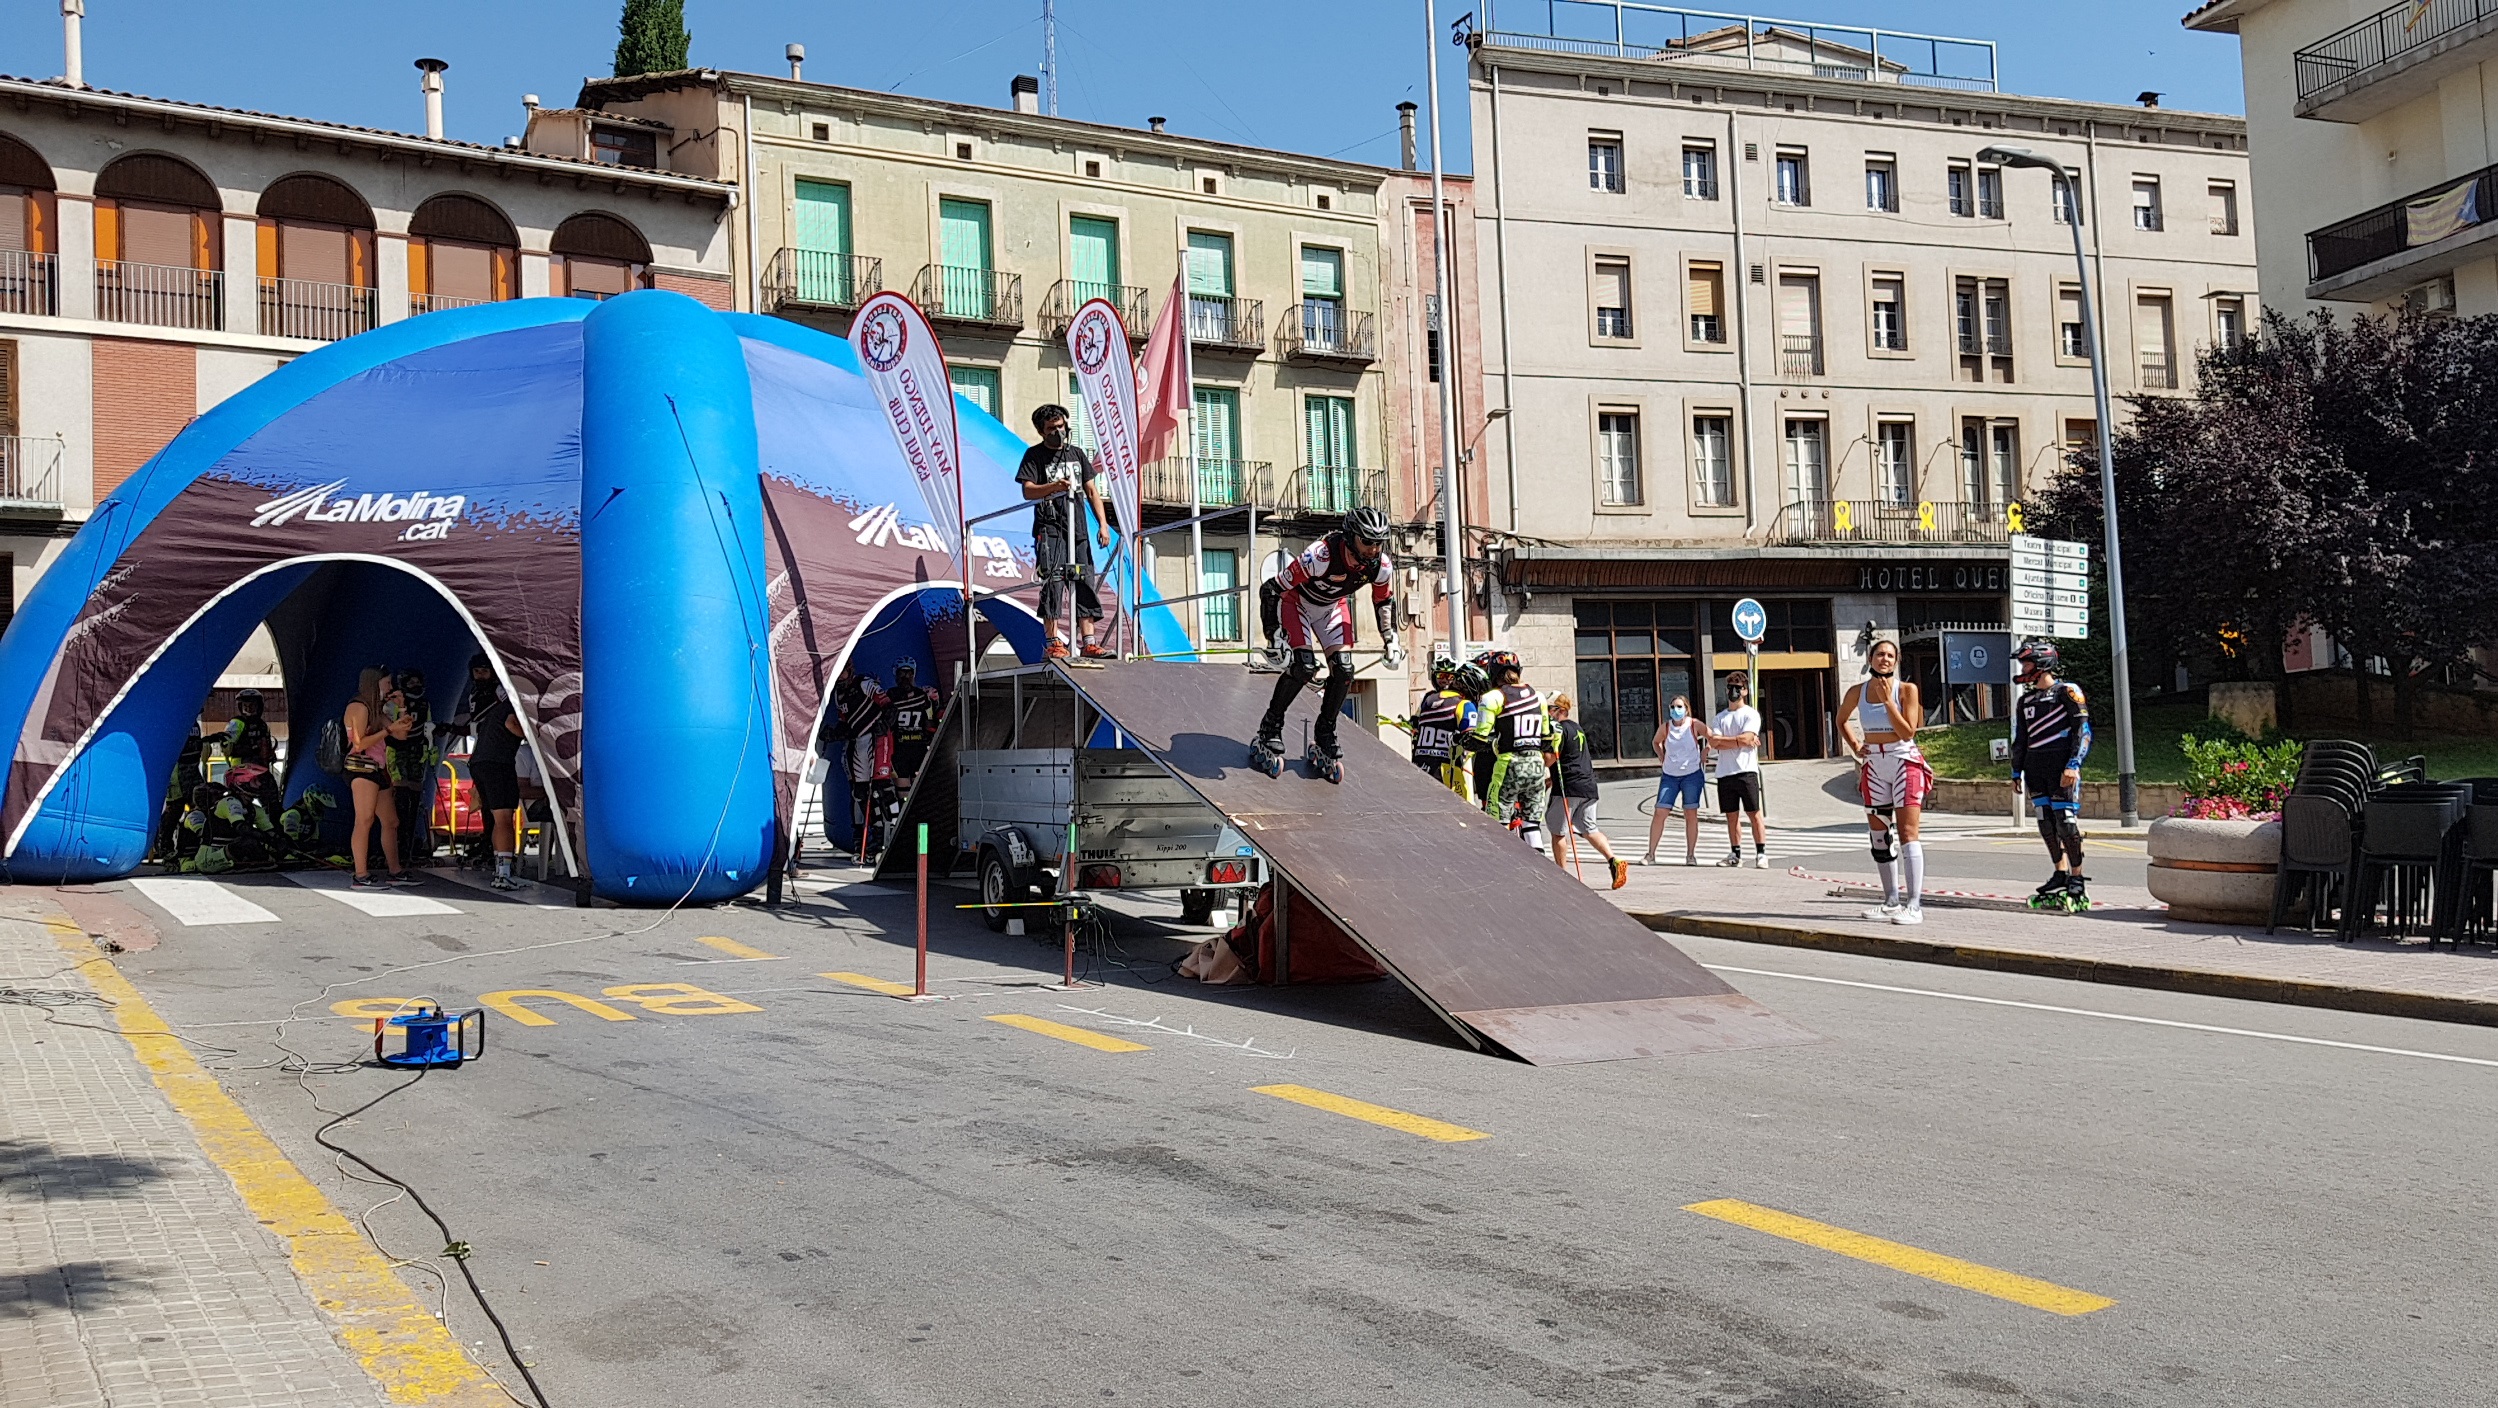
[1977,144,2141,826]
[1442,406,1509,658]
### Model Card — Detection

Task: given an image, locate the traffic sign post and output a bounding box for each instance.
[1731,596,1766,710]
[2009,534,2091,642]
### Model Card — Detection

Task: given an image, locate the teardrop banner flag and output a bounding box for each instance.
[849,291,963,561]
[1066,297,1142,548]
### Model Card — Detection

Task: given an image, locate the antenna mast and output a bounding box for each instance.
[1042,0,1059,116]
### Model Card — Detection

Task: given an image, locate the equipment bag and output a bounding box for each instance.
[315,719,346,775]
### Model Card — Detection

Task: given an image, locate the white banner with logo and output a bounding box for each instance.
[1065,298,1142,546]
[848,291,962,561]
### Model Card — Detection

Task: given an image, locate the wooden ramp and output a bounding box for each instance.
[1055,662,1817,1065]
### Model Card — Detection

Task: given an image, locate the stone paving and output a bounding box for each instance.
[0,898,391,1408]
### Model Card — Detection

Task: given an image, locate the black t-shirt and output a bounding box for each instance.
[1016,441,1095,541]
[1552,719,1600,800]
[470,697,523,770]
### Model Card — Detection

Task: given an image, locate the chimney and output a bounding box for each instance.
[523,93,540,114]
[1011,75,1040,115]
[1147,115,1166,134]
[2136,90,2162,108]
[1397,101,1418,171]
[416,58,449,140]
[786,43,806,82]
[61,0,84,88]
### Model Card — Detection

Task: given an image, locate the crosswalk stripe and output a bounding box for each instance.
[283,871,463,917]
[128,877,281,926]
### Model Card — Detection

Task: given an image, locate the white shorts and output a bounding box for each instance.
[1858,741,1934,811]
[1280,592,1357,652]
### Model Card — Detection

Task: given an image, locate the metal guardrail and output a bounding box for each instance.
[96,259,222,331]
[1778,333,1823,376]
[1139,457,1272,509]
[1283,465,1388,518]
[0,435,66,511]
[410,292,489,317]
[1187,294,1264,352]
[258,277,376,342]
[0,250,56,317]
[1040,279,1152,337]
[1474,2,1998,91]
[766,248,882,313]
[2296,0,2498,101]
[1776,498,2011,545]
[2308,159,2498,281]
[1279,304,1377,363]
[2140,353,2178,390]
[912,264,1023,328]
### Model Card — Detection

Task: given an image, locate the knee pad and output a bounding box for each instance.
[2056,811,2084,843]
[1325,651,1356,683]
[1286,649,1322,684]
[1869,824,1897,865]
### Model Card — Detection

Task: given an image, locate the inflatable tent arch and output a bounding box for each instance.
[0,291,1188,901]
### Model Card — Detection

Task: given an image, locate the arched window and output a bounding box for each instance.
[409,194,519,313]
[254,173,376,340]
[0,131,59,317]
[550,212,651,300]
[93,153,222,330]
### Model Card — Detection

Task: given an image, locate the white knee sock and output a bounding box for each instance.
[1902,842,1925,908]
[1875,857,1902,904]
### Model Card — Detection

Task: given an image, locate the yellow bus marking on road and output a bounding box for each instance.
[1683,1198,2116,1316]
[697,935,779,960]
[985,1013,1150,1052]
[821,970,917,997]
[603,982,762,1015]
[477,989,636,1027]
[49,921,509,1404]
[1251,1084,1490,1142]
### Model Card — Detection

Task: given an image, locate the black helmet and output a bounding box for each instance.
[235,688,263,715]
[469,652,492,674]
[1453,661,1491,698]
[894,659,918,681]
[2013,637,2063,683]
[396,670,426,701]
[1429,653,1458,689]
[1342,506,1391,545]
[1031,403,1072,431]
[1479,649,1521,680]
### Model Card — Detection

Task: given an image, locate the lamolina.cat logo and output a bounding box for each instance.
[251,479,469,541]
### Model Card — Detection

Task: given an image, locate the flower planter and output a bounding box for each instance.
[2145,817,2281,925]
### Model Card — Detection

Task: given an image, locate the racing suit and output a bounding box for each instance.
[1255,532,1396,755]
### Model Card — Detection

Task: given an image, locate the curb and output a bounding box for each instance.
[1627,909,2498,1030]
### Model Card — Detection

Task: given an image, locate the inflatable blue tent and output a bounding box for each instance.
[0,291,1186,901]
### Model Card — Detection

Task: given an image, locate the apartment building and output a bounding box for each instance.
[0,68,733,630]
[1465,5,2258,764]
[564,66,1474,719]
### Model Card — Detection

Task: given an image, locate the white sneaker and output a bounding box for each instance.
[1684,854,1699,867]
[1752,853,1771,869]
[1890,906,1925,926]
[1635,854,1658,867]
[1860,901,1902,921]
[1715,852,1743,868]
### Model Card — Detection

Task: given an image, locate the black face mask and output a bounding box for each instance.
[1870,660,1896,678]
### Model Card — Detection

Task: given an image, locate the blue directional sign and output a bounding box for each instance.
[1943,631,2012,686]
[1731,597,1768,645]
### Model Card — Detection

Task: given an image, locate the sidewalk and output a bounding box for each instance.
[1594,859,2498,1025]
[0,892,503,1408]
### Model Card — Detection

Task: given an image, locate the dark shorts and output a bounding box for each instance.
[471,759,520,813]
[1717,772,1762,814]
[1035,530,1102,623]
[2024,769,2083,812]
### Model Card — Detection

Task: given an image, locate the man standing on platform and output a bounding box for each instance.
[1017,404,1115,662]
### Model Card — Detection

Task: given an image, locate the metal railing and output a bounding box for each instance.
[2296,0,2498,100]
[2134,205,2164,232]
[2140,352,2178,390]
[766,248,881,313]
[258,277,376,342]
[1139,457,1273,509]
[1475,2,1999,91]
[1778,333,1823,376]
[1977,191,2005,220]
[96,260,222,331]
[1776,497,2011,545]
[1284,465,1389,517]
[0,435,66,511]
[2212,215,2240,236]
[911,264,1023,328]
[0,250,57,317]
[1279,304,1377,362]
[410,292,490,317]
[1039,278,1152,337]
[1186,293,1264,351]
[1690,312,1726,344]
[2309,159,2498,281]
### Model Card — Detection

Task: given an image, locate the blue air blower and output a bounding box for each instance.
[372,1002,486,1069]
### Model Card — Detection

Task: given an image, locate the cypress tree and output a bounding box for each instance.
[613,0,692,78]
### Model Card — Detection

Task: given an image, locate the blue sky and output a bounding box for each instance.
[0,2,2243,171]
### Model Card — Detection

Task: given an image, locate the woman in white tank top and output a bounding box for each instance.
[1838,639,1932,924]
[1640,694,1708,865]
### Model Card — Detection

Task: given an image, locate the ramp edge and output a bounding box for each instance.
[1454,992,1821,1066]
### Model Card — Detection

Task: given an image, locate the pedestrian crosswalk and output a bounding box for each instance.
[128,877,281,926]
[121,871,468,926]
[284,870,464,917]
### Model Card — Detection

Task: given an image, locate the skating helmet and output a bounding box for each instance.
[235,688,264,716]
[1453,662,1491,698]
[396,669,427,703]
[2013,637,2062,684]
[1429,653,1459,690]
[1341,506,1391,546]
[1479,649,1522,681]
[894,659,918,684]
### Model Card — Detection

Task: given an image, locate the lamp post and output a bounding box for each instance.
[1977,144,2139,825]
[1426,0,1467,665]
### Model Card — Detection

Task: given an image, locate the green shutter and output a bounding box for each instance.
[1201,548,1240,641]
[1065,372,1097,451]
[1298,246,1342,299]
[947,364,1000,417]
[793,180,853,303]
[1303,395,1355,512]
[1185,232,1233,297]
[1191,386,1240,504]
[1070,216,1119,298]
[939,199,991,271]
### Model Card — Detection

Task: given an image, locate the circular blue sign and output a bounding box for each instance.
[1731,597,1768,645]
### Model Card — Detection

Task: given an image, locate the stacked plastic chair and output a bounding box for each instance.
[2268,741,2427,937]
[2453,777,2498,942]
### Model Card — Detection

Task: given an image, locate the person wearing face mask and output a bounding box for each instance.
[1017,403,1116,661]
[1709,673,1770,867]
[1641,694,1707,866]
[1838,637,1932,924]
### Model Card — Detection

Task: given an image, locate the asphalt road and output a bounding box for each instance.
[100,865,2497,1407]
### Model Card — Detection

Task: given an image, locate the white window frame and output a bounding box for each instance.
[1682,143,1719,200]
[1874,417,1916,507]
[2132,177,2164,232]
[1589,250,1637,346]
[1596,407,1644,507]
[1864,155,1898,213]
[1774,149,1810,207]
[1588,133,1626,194]
[1689,410,1738,511]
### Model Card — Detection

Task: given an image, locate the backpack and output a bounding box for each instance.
[315,718,346,775]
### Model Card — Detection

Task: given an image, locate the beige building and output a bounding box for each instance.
[1465,7,2259,763]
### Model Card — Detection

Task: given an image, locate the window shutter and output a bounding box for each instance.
[1298,246,1342,299]
[1687,262,1720,317]
[1596,261,1628,309]
[0,339,17,437]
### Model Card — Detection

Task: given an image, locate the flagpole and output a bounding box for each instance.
[1183,249,1204,660]
[1426,0,1467,666]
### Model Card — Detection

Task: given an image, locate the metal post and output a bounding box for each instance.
[1273,875,1291,985]
[1426,0,1467,665]
[915,822,929,997]
[2059,170,2140,825]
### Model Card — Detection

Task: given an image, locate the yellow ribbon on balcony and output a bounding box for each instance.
[2006,502,2025,534]
[1833,501,1854,533]
[1917,500,1936,533]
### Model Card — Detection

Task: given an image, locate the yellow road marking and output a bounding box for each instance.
[477,988,636,1027]
[47,921,509,1404]
[820,970,918,997]
[1251,1083,1490,1143]
[698,935,779,960]
[1683,1198,2116,1316]
[984,1012,1150,1052]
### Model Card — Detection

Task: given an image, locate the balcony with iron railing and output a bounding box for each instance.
[0,250,57,317]
[911,265,1023,330]
[1283,465,1389,518]
[766,249,882,314]
[1473,3,2000,91]
[1186,294,1265,354]
[2139,352,2178,390]
[1279,304,1376,364]
[1040,279,1152,338]
[1778,333,1823,376]
[1776,498,2011,546]
[2294,0,2498,121]
[410,292,491,317]
[1139,457,1273,510]
[2306,158,2498,295]
[96,260,222,332]
[258,277,376,342]
[0,435,67,513]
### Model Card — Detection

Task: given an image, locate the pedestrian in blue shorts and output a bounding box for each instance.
[1639,694,1709,865]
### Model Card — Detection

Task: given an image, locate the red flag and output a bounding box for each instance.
[1135,269,1191,466]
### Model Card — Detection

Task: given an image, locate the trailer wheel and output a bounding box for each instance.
[979,849,1026,932]
[1178,888,1215,926]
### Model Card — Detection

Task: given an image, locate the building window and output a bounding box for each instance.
[1316,193,1331,210]
[1864,156,1898,213]
[408,193,519,315]
[1947,162,1974,217]
[1687,260,1726,344]
[1682,143,1719,200]
[812,123,831,141]
[2058,285,2090,359]
[1597,410,1642,506]
[1783,417,1829,510]
[1775,149,1810,206]
[2132,178,2163,231]
[1084,159,1102,178]
[957,141,975,161]
[1955,275,2011,378]
[1298,244,1345,346]
[1302,394,1360,512]
[550,211,653,301]
[1983,283,2012,357]
[1691,414,1735,507]
[1592,256,1633,340]
[1425,293,1444,382]
[2137,292,2177,388]
[1875,420,1915,507]
[2209,181,2239,235]
[1589,134,1625,193]
[1574,600,1704,761]
[1977,166,2004,219]
[1064,373,1098,451]
[1185,229,1236,339]
[1960,418,2019,506]
[2214,294,2246,350]
[2052,174,2080,225]
[1776,272,1822,376]
[2063,418,2097,462]
[948,364,1001,416]
[1202,548,1241,642]
[590,124,659,169]
[1870,274,1906,352]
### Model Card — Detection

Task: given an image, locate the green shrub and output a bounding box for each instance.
[2175,733,2301,819]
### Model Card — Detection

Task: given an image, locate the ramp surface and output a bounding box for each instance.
[1056,662,1816,1064]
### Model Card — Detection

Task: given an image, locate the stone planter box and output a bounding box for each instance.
[1926,778,2187,820]
[2146,817,2280,925]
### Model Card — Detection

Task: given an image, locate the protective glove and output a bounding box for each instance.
[1385,640,1408,671]
[1263,637,1290,670]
